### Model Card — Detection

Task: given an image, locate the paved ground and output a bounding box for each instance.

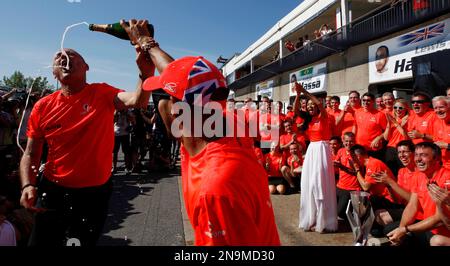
[98,166,185,246]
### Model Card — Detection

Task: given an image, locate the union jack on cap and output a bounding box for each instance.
[142,56,228,106]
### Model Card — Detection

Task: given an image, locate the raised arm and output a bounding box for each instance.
[114,19,155,110]
[293,82,325,116]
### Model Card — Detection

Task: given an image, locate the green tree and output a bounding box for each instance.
[1,71,55,94]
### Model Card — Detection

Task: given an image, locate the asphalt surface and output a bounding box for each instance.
[98,155,385,246]
[98,164,185,246]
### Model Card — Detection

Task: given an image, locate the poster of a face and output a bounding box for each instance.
[290,73,298,94]
[375,45,389,74]
[255,80,274,99]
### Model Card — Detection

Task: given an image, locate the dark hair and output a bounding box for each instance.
[348,90,360,98]
[343,131,355,139]
[298,110,312,132]
[330,136,342,144]
[375,45,389,60]
[350,144,367,156]
[412,91,431,103]
[415,142,442,160]
[330,96,340,103]
[396,140,415,152]
[362,93,375,101]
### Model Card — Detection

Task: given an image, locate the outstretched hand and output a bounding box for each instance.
[120,19,152,48]
[294,82,305,95]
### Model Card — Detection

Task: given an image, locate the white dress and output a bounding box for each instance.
[299,116,338,233]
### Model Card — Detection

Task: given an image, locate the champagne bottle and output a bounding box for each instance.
[89,22,154,41]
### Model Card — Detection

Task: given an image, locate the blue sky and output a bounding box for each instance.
[0,0,301,91]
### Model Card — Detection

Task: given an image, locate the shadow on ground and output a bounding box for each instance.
[98,162,181,246]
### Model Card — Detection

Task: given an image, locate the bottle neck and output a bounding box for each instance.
[89,24,109,33]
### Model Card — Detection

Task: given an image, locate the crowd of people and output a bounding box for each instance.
[1,16,449,247]
[284,24,334,55]
[227,84,450,245]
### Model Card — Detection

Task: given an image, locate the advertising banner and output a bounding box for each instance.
[369,18,450,84]
[289,62,327,96]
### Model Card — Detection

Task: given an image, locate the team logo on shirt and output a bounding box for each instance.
[370,117,376,123]
[81,104,92,115]
[421,121,428,127]
[205,221,226,239]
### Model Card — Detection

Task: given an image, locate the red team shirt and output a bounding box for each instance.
[287,154,303,171]
[180,139,280,246]
[396,168,417,203]
[328,109,342,136]
[279,132,307,155]
[27,83,122,188]
[340,107,361,137]
[354,109,387,151]
[386,117,409,148]
[306,113,332,142]
[264,152,286,177]
[411,168,450,237]
[364,157,396,203]
[431,118,450,168]
[407,110,437,144]
[335,148,361,191]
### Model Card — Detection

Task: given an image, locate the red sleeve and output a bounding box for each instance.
[97,83,124,110]
[365,161,382,184]
[192,195,260,246]
[336,149,344,162]
[378,111,388,130]
[27,100,45,139]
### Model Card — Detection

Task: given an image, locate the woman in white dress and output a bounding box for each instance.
[293,82,338,233]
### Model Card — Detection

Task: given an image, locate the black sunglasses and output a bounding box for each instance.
[412,100,426,104]
[393,106,404,110]
[362,99,372,102]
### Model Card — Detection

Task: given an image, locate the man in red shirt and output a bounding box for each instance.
[281,143,303,193]
[429,96,450,169]
[140,36,280,246]
[354,93,387,160]
[371,140,423,236]
[387,142,450,246]
[336,90,360,138]
[350,145,400,215]
[407,91,437,144]
[328,96,342,136]
[333,132,361,219]
[285,105,295,119]
[375,95,385,112]
[279,120,306,157]
[382,92,395,115]
[19,20,154,246]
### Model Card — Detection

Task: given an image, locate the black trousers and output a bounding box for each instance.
[28,177,112,246]
[336,187,356,219]
[384,146,403,177]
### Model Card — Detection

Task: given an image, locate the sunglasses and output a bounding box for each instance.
[362,99,372,102]
[412,100,426,104]
[393,106,404,110]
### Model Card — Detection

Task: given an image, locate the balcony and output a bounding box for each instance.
[229,0,450,91]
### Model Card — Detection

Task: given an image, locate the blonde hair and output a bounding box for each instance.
[432,96,450,107]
